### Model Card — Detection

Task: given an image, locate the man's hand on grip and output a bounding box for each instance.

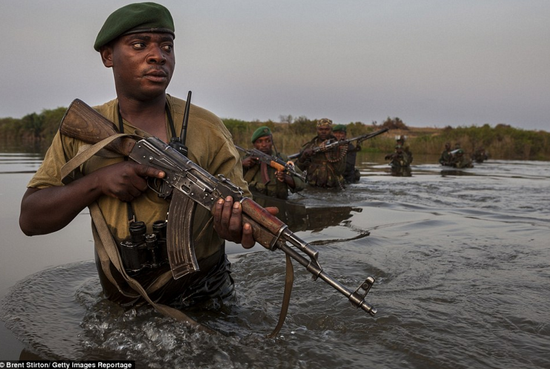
[97,161,165,202]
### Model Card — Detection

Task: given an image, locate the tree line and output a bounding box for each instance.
[1,108,549,161]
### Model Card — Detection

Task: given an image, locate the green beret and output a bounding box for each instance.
[94,2,175,51]
[333,124,346,132]
[251,126,272,143]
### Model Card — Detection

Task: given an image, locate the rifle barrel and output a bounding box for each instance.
[277,240,376,316]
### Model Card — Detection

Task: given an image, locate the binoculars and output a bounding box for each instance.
[119,220,168,274]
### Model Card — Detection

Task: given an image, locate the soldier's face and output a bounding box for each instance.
[317,126,332,140]
[253,136,273,154]
[333,131,346,140]
[101,32,175,101]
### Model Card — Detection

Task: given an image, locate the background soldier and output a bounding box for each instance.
[472,146,489,163]
[242,126,305,199]
[385,144,412,176]
[385,144,412,168]
[332,124,361,184]
[296,118,347,188]
[396,135,413,163]
[452,149,474,168]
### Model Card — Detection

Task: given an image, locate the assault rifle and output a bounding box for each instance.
[235,145,306,181]
[288,127,389,160]
[59,99,377,321]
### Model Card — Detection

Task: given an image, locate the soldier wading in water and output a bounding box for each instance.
[295,118,347,189]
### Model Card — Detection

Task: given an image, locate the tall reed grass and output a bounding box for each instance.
[2,107,548,160]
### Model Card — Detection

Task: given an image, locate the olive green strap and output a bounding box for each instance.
[267,253,294,338]
[60,133,129,183]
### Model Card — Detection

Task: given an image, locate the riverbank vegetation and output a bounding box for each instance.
[1,108,549,160]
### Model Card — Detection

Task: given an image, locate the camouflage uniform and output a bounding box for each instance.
[386,145,412,168]
[450,143,474,168]
[396,135,413,164]
[296,136,347,188]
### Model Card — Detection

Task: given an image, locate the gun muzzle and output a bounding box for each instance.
[349,277,377,316]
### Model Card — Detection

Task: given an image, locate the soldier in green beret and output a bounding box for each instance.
[332,124,361,184]
[296,118,347,188]
[20,3,272,316]
[242,126,305,199]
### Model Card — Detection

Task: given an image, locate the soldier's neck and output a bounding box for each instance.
[118,95,168,141]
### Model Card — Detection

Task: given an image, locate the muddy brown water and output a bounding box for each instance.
[1,148,549,368]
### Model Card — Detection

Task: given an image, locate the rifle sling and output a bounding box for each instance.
[268,253,294,338]
[244,162,271,186]
[60,133,129,183]
[59,134,212,332]
[260,162,271,184]
[243,164,295,336]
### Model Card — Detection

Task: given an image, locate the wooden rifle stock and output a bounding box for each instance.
[60,99,137,155]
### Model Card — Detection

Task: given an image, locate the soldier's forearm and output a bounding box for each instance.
[20,174,103,236]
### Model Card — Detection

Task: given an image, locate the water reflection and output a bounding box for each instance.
[439,168,478,176]
[0,152,43,174]
[389,166,412,177]
[253,193,362,232]
[0,140,48,155]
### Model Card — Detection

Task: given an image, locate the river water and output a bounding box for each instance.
[1,147,549,368]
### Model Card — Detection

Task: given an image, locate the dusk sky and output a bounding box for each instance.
[1,0,548,131]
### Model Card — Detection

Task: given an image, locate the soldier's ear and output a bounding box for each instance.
[99,46,114,68]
